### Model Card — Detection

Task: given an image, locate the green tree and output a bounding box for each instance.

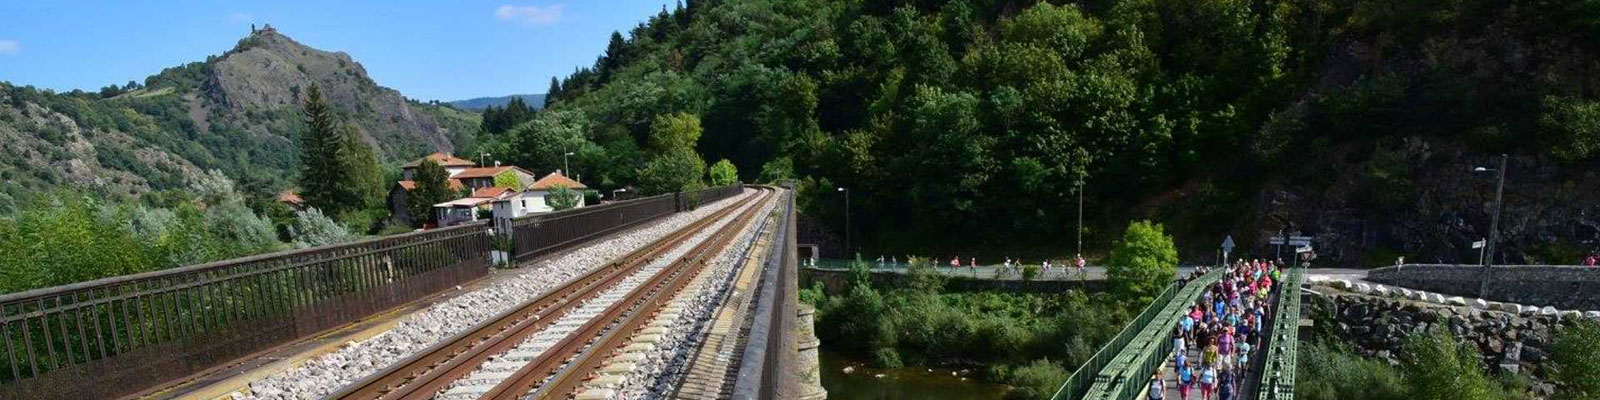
[297,85,372,216]
[292,208,354,249]
[639,150,706,194]
[546,184,580,211]
[340,125,383,209]
[1106,221,1178,300]
[408,159,453,227]
[1553,319,1600,398]
[1401,330,1497,400]
[649,112,702,153]
[759,156,794,183]
[708,158,738,186]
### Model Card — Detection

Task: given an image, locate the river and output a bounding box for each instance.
[820,348,1012,400]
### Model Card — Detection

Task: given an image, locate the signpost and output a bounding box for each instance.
[1473,239,1487,265]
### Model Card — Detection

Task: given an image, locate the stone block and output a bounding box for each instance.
[1372,285,1390,297]
[1560,310,1582,320]
[1399,288,1415,298]
[1472,299,1489,308]
[1520,305,1539,316]
[1447,296,1468,306]
[1355,283,1371,293]
[1430,293,1448,304]
[1586,311,1600,320]
[1540,306,1559,316]
[1334,280,1352,290]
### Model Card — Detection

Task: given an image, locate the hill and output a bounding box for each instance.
[448,94,546,111]
[0,26,478,209]
[498,0,1600,267]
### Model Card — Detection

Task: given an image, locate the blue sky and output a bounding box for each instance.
[0,1,676,101]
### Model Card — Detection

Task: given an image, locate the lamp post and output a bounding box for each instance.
[1473,154,1508,298]
[612,188,627,200]
[479,152,490,167]
[837,187,850,258]
[563,152,574,176]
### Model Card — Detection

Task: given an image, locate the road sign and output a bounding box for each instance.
[1472,240,1486,249]
[1269,236,1285,245]
[1295,245,1313,253]
[1221,235,1236,252]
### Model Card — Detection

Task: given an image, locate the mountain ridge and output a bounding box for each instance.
[0,27,478,208]
[448,94,546,111]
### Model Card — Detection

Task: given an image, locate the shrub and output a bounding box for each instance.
[1553,320,1600,399]
[1003,359,1070,400]
[1401,330,1498,400]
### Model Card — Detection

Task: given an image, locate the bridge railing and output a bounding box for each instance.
[1049,277,1183,400]
[0,184,747,399]
[508,185,742,262]
[732,187,797,399]
[1083,271,1222,400]
[1256,266,1304,400]
[0,221,492,399]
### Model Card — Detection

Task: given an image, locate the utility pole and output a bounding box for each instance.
[837,187,850,258]
[1475,154,1508,298]
[1077,175,1084,258]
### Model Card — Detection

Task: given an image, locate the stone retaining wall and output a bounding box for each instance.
[1301,287,1593,397]
[1365,265,1600,310]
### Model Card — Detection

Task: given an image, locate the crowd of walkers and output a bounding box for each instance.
[1149,259,1285,400]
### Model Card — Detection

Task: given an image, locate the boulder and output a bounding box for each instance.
[1399,288,1415,299]
[1334,279,1352,290]
[1447,296,1468,306]
[1355,283,1371,293]
[1520,305,1540,316]
[1540,306,1559,316]
[1371,285,1390,297]
[1587,311,1600,320]
[1472,299,1489,309]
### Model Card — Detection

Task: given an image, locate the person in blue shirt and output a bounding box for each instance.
[1177,362,1194,400]
[1218,365,1236,400]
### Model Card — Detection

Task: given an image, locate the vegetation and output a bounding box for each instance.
[297,85,383,217]
[489,0,1600,262]
[1298,330,1543,400]
[1553,319,1600,399]
[408,159,454,226]
[0,174,284,294]
[1106,221,1178,300]
[804,258,1130,399]
[708,159,739,186]
[546,184,580,211]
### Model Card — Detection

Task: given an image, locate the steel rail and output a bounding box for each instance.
[327,189,763,400]
[480,188,775,400]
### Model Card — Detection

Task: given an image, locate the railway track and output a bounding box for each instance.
[328,186,773,400]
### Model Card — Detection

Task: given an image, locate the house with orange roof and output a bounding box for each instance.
[400,152,477,180]
[501,170,589,216]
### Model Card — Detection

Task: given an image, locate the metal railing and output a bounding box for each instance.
[1256,266,1304,400]
[0,184,748,399]
[1050,278,1183,400]
[507,185,742,262]
[0,221,492,399]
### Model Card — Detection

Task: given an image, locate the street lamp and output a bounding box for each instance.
[837,187,850,258]
[563,152,574,176]
[1473,154,1508,298]
[612,188,627,200]
[479,152,490,167]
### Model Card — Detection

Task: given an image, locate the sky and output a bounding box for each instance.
[0,1,676,101]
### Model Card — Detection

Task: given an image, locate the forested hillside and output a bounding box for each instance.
[497,0,1600,266]
[0,27,478,210]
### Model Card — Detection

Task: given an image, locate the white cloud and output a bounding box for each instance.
[228,12,254,23]
[0,40,19,56]
[495,4,564,26]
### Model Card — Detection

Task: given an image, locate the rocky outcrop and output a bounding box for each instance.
[1302,287,1589,397]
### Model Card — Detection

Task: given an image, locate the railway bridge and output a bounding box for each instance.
[0,181,1589,400]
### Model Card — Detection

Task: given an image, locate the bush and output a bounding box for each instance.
[1002,359,1070,400]
[1401,330,1498,400]
[1297,342,1407,400]
[292,208,354,248]
[1553,320,1600,399]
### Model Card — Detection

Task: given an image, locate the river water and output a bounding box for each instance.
[820,348,1012,400]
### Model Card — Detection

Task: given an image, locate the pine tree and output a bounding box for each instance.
[545,77,562,108]
[298,85,346,214]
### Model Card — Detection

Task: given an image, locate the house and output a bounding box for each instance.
[450,165,539,190]
[386,178,464,226]
[434,186,519,227]
[508,171,588,215]
[400,152,477,180]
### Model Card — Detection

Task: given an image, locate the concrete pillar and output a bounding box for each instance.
[490,200,515,266]
[795,304,827,400]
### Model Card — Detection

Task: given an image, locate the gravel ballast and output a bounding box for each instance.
[239,190,753,399]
